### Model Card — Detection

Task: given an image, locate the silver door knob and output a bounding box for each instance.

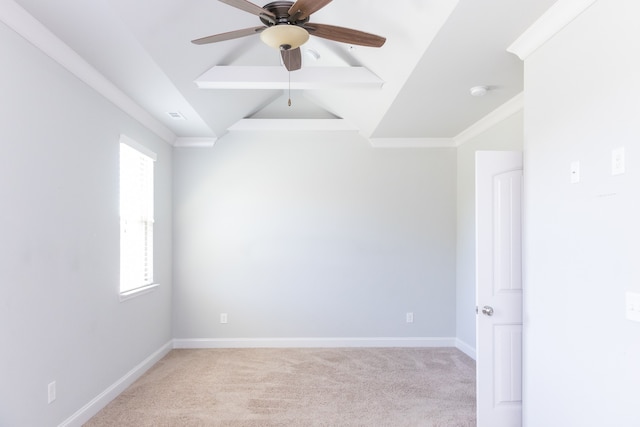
[482,306,494,316]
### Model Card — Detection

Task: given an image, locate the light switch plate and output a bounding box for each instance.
[625,292,640,322]
[612,147,625,175]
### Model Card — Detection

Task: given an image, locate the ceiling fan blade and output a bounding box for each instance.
[191,26,266,44]
[218,0,276,20]
[288,0,332,21]
[281,48,302,71]
[304,23,386,47]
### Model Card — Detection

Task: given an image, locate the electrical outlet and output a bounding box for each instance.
[48,381,56,404]
[220,313,228,324]
[570,161,580,183]
[626,292,640,322]
[406,312,414,323]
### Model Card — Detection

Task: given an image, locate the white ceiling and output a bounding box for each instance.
[9,0,556,143]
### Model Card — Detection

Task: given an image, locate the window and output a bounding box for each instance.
[119,136,156,296]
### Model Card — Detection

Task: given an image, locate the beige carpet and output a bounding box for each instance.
[84,347,476,427]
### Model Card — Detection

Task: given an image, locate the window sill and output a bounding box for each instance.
[119,283,160,302]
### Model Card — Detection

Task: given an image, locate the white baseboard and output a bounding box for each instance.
[173,337,457,349]
[58,340,173,427]
[455,338,476,360]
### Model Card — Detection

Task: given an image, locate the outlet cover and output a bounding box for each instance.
[570,161,580,183]
[626,292,640,322]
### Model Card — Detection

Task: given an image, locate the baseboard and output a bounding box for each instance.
[58,340,173,427]
[58,336,469,425]
[455,339,476,360]
[173,337,457,349]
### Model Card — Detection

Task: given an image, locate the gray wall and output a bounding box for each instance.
[0,22,173,426]
[173,132,457,341]
[523,0,640,424]
[455,111,524,352]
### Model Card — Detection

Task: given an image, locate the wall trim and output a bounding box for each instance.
[0,0,176,145]
[58,340,173,427]
[455,339,476,360]
[507,0,598,60]
[453,93,524,147]
[173,337,457,349]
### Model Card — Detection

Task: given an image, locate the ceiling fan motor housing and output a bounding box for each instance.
[260,1,310,27]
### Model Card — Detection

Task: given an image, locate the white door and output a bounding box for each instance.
[476,151,523,427]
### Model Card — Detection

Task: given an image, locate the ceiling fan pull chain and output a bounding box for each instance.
[287,51,292,107]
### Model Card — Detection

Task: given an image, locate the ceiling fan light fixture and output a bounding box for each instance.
[260,24,309,50]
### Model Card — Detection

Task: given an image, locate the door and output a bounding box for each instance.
[476,151,523,427]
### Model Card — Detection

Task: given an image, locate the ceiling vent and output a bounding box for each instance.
[166,111,186,120]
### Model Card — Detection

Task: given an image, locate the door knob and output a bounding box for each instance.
[482,306,494,316]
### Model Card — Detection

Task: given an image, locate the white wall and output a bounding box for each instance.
[0,22,173,426]
[523,0,640,425]
[173,131,457,342]
[455,110,524,352]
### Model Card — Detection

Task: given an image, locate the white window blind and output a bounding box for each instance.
[119,138,155,294]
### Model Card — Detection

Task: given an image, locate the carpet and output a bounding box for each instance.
[84,347,476,426]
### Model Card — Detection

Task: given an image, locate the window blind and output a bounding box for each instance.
[119,140,155,293]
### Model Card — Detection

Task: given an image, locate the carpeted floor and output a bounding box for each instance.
[84,347,476,426]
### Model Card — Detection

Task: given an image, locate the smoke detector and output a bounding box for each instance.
[470,86,489,97]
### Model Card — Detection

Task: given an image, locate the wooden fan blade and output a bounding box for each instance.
[288,0,332,21]
[191,26,266,44]
[219,0,276,20]
[304,23,386,47]
[281,48,302,71]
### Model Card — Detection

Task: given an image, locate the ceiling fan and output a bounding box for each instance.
[192,0,386,71]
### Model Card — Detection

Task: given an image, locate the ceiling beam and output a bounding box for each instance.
[173,137,217,148]
[195,66,384,90]
[368,138,455,148]
[227,119,359,132]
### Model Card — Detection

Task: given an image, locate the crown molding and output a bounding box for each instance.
[453,93,524,147]
[507,0,598,60]
[0,0,176,144]
[227,93,523,148]
[368,92,525,149]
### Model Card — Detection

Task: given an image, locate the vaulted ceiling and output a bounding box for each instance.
[9,0,556,145]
